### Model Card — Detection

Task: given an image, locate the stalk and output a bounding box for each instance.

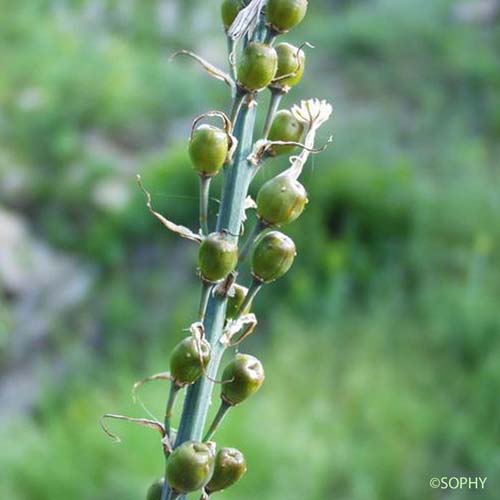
[164,383,180,441]
[203,401,231,442]
[238,218,267,263]
[107,4,333,499]
[198,281,213,323]
[227,36,236,81]
[199,175,211,236]
[161,80,259,500]
[262,89,283,139]
[237,278,263,317]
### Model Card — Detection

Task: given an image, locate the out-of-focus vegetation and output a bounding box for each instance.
[1,0,499,499]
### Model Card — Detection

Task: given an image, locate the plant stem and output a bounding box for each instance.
[161,86,259,500]
[238,218,267,263]
[262,89,283,139]
[264,28,278,45]
[199,175,211,236]
[229,89,246,125]
[198,281,213,323]
[164,382,180,441]
[203,401,231,442]
[227,35,236,81]
[238,278,263,317]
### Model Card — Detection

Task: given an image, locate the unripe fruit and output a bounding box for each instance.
[221,0,243,30]
[189,125,229,177]
[267,0,308,33]
[273,43,305,89]
[226,284,249,319]
[198,232,238,282]
[206,448,247,493]
[237,42,278,91]
[267,110,305,156]
[221,353,265,405]
[170,336,211,386]
[166,441,215,493]
[256,174,308,226]
[251,231,296,283]
[146,478,165,500]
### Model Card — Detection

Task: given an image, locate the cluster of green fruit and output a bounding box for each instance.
[144,1,311,499]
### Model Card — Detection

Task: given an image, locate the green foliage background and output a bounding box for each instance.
[1,0,499,499]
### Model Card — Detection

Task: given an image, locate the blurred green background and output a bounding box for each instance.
[1,0,499,499]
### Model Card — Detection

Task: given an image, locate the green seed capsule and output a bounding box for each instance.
[166,441,215,493]
[237,42,278,92]
[189,124,229,177]
[206,448,247,493]
[226,284,249,319]
[221,0,243,30]
[273,43,305,90]
[170,336,211,386]
[198,232,238,282]
[267,110,305,156]
[146,478,165,500]
[256,174,308,226]
[221,353,265,405]
[266,0,308,33]
[251,231,296,283]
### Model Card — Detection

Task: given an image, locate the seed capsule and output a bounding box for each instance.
[146,478,165,500]
[251,231,296,283]
[166,441,215,493]
[170,336,211,386]
[189,125,229,177]
[266,0,308,33]
[273,43,305,90]
[221,0,244,30]
[237,42,278,92]
[256,174,308,226]
[221,353,265,405]
[206,448,247,493]
[198,232,238,282]
[267,110,305,156]
[226,284,249,319]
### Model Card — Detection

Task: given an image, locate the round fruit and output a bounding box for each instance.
[221,354,265,405]
[256,174,307,226]
[221,0,244,30]
[206,448,247,493]
[273,42,305,89]
[251,231,296,283]
[170,336,211,386]
[267,0,308,33]
[267,109,305,156]
[226,284,249,319]
[166,441,215,493]
[189,124,229,177]
[237,42,278,91]
[146,478,164,500]
[198,232,238,282]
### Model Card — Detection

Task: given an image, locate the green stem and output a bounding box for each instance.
[164,382,180,442]
[262,89,283,139]
[199,175,211,236]
[238,278,263,317]
[198,281,213,323]
[229,89,246,125]
[238,218,267,263]
[161,88,259,500]
[203,400,231,442]
[227,35,236,81]
[264,28,278,45]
